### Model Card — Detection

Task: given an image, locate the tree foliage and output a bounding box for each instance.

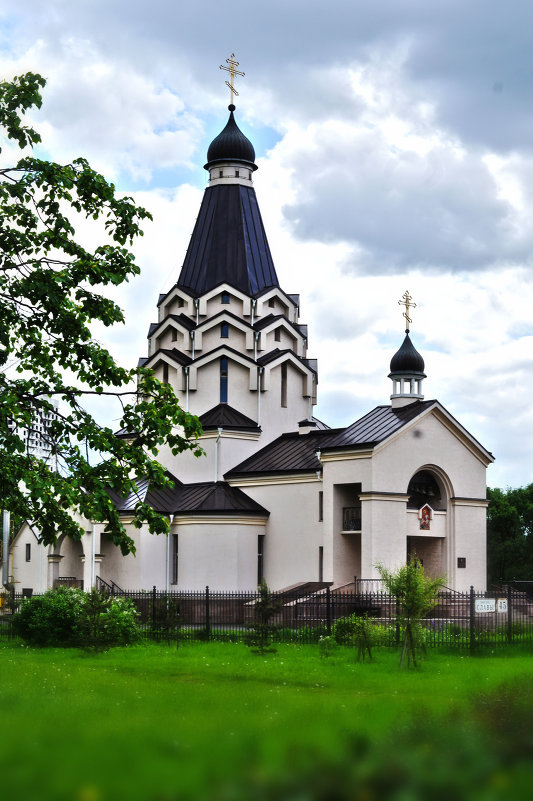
[487,485,533,585]
[377,558,445,667]
[0,73,203,555]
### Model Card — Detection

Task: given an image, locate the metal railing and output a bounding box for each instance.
[2,583,532,648]
[342,507,361,531]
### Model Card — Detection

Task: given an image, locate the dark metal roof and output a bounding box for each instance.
[109,474,268,516]
[389,332,425,376]
[199,403,259,431]
[148,314,196,339]
[226,431,327,476]
[176,184,279,297]
[205,107,257,170]
[253,314,306,341]
[226,401,438,477]
[175,482,268,515]
[145,348,192,368]
[256,348,318,375]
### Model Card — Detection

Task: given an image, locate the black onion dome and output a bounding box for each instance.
[205,105,257,170]
[389,332,426,376]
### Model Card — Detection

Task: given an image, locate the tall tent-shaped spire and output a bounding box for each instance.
[176,104,279,297]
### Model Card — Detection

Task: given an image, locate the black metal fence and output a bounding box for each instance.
[1,583,532,648]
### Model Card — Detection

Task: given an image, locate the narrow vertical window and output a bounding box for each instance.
[318,546,324,582]
[171,328,177,342]
[235,169,240,177]
[274,328,281,342]
[221,323,229,338]
[281,362,287,407]
[219,169,223,178]
[268,297,275,308]
[318,491,323,522]
[172,534,178,585]
[25,543,31,562]
[257,534,265,586]
[221,292,230,304]
[162,362,169,384]
[220,357,228,403]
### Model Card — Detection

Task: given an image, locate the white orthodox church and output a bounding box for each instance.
[9,97,493,595]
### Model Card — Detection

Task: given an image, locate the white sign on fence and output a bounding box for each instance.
[475,598,495,613]
[497,599,508,613]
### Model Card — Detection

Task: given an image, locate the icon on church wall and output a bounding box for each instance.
[419,504,432,530]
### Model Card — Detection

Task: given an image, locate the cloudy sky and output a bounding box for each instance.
[2,0,533,489]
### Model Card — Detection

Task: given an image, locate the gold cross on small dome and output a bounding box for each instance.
[398,290,417,331]
[220,53,245,103]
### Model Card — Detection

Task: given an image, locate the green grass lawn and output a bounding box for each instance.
[1,639,532,801]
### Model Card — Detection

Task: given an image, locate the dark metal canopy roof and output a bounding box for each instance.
[176,183,280,297]
[108,472,268,516]
[199,403,259,431]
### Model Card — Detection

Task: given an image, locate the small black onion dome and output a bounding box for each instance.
[204,105,258,171]
[389,332,426,376]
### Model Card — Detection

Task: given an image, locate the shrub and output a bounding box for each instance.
[12,587,140,648]
[318,635,336,658]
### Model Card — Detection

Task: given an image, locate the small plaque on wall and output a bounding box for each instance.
[457,557,466,568]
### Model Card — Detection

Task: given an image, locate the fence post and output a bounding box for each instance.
[507,583,512,644]
[152,585,157,631]
[395,594,401,646]
[326,585,331,635]
[469,585,475,652]
[205,585,210,639]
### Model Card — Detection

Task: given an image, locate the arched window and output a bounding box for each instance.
[220,357,228,403]
[407,470,445,510]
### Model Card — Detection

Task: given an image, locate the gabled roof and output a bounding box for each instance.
[257,348,318,375]
[148,314,196,338]
[144,348,192,368]
[176,184,279,297]
[226,399,493,478]
[108,474,268,517]
[199,403,259,431]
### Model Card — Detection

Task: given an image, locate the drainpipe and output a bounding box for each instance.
[254,331,260,361]
[309,374,314,419]
[91,520,96,589]
[214,427,223,482]
[257,367,264,426]
[166,514,174,594]
[190,330,195,360]
[194,298,199,326]
[184,366,189,412]
[251,298,257,326]
[2,510,10,588]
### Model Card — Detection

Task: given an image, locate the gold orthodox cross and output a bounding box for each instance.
[220,53,245,103]
[398,290,417,331]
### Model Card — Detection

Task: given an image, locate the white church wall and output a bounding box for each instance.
[175,519,263,591]
[243,480,323,590]
[452,502,488,591]
[259,362,311,438]
[201,326,247,354]
[360,496,408,579]
[9,525,47,593]
[372,412,487,499]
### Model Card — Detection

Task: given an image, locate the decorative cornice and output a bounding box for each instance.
[450,497,490,508]
[359,492,409,503]
[320,449,373,463]
[227,472,321,487]
[199,430,261,441]
[174,515,267,526]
